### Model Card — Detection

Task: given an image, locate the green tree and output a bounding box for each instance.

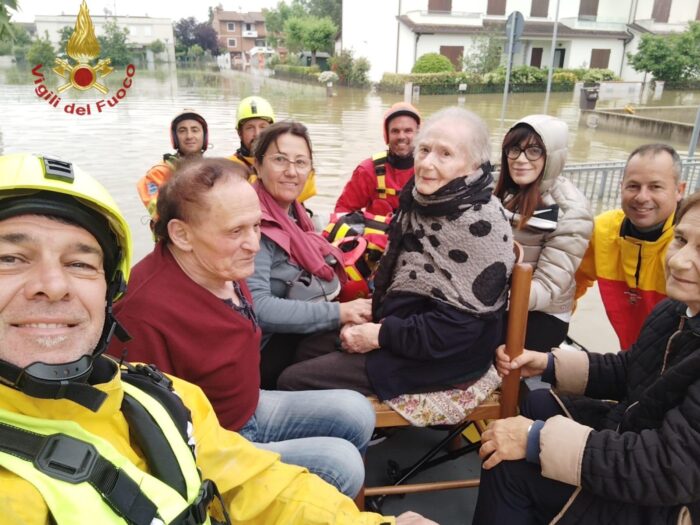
[304,0,341,30]
[283,15,337,64]
[0,0,19,42]
[187,43,204,62]
[264,0,307,48]
[5,22,30,62]
[628,22,700,81]
[174,16,197,54]
[148,39,165,55]
[352,56,370,85]
[173,17,218,56]
[26,34,55,66]
[193,22,218,55]
[302,16,337,65]
[283,16,306,53]
[98,20,131,66]
[57,25,73,58]
[463,33,502,74]
[412,52,454,73]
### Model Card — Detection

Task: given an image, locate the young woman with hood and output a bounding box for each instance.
[494,115,593,351]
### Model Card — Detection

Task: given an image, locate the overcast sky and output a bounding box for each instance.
[13,0,283,23]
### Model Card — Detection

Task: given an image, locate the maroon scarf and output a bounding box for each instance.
[254,182,346,283]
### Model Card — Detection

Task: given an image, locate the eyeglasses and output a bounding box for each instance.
[266,153,312,173]
[505,145,544,161]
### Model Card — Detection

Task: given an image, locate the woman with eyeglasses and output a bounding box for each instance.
[494,115,593,352]
[247,121,372,388]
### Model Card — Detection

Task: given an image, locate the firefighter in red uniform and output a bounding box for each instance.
[334,102,420,216]
[328,103,421,300]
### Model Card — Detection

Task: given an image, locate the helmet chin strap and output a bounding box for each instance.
[0,276,132,412]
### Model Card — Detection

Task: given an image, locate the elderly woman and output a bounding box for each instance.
[473,191,700,524]
[494,115,593,351]
[109,158,375,498]
[278,107,514,400]
[246,121,372,389]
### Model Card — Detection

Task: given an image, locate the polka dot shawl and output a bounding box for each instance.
[374,167,514,316]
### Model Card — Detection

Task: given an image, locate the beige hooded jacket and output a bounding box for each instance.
[503,114,593,316]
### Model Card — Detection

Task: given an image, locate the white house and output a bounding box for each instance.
[35,14,176,63]
[342,0,700,82]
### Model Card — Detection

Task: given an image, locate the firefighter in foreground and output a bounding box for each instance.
[0,152,436,525]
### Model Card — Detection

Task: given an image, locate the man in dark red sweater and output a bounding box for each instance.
[109,158,374,498]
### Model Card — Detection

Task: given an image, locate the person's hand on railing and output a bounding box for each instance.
[495,344,548,378]
[395,511,440,525]
[339,297,372,325]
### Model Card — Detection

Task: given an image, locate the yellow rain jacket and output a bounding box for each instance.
[575,209,673,350]
[0,360,391,525]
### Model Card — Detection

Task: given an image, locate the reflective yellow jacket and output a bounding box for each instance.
[0,360,392,525]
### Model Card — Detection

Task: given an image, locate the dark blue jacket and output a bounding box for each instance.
[366,292,503,401]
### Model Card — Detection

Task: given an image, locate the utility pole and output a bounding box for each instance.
[500,11,524,129]
[543,0,561,115]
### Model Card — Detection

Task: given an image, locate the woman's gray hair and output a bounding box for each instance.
[416,106,491,166]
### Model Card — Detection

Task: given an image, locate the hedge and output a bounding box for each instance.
[273,64,321,83]
[412,53,455,74]
[377,67,619,94]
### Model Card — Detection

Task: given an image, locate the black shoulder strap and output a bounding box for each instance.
[0,421,159,525]
[122,392,188,499]
[0,374,227,524]
[121,363,192,447]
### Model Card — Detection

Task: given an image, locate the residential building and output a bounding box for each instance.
[342,0,700,82]
[211,8,273,69]
[35,14,175,62]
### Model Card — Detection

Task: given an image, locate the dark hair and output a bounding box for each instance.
[252,120,313,165]
[674,190,700,225]
[625,143,682,183]
[154,157,248,243]
[494,125,546,229]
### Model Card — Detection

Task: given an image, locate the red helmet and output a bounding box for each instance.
[170,109,209,153]
[383,102,421,144]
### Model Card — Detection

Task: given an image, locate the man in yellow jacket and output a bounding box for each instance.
[575,144,684,350]
[0,153,435,525]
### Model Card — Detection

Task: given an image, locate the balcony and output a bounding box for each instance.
[242,30,258,38]
[404,10,483,28]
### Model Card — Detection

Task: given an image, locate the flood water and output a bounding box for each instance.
[1,65,698,262]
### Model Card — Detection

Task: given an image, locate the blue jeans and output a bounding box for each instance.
[238,389,375,497]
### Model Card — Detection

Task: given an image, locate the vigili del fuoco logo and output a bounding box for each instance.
[31,0,136,116]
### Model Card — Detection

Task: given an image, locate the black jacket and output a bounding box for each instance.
[366,292,503,401]
[558,299,700,524]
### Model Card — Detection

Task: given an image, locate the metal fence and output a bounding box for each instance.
[559,157,700,214]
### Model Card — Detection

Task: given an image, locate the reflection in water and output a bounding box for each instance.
[1,65,698,262]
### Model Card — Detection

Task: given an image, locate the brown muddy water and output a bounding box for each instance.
[1,65,698,261]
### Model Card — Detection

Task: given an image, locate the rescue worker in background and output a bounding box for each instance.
[575,143,685,350]
[0,152,437,525]
[334,102,420,216]
[232,95,316,203]
[136,109,208,218]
